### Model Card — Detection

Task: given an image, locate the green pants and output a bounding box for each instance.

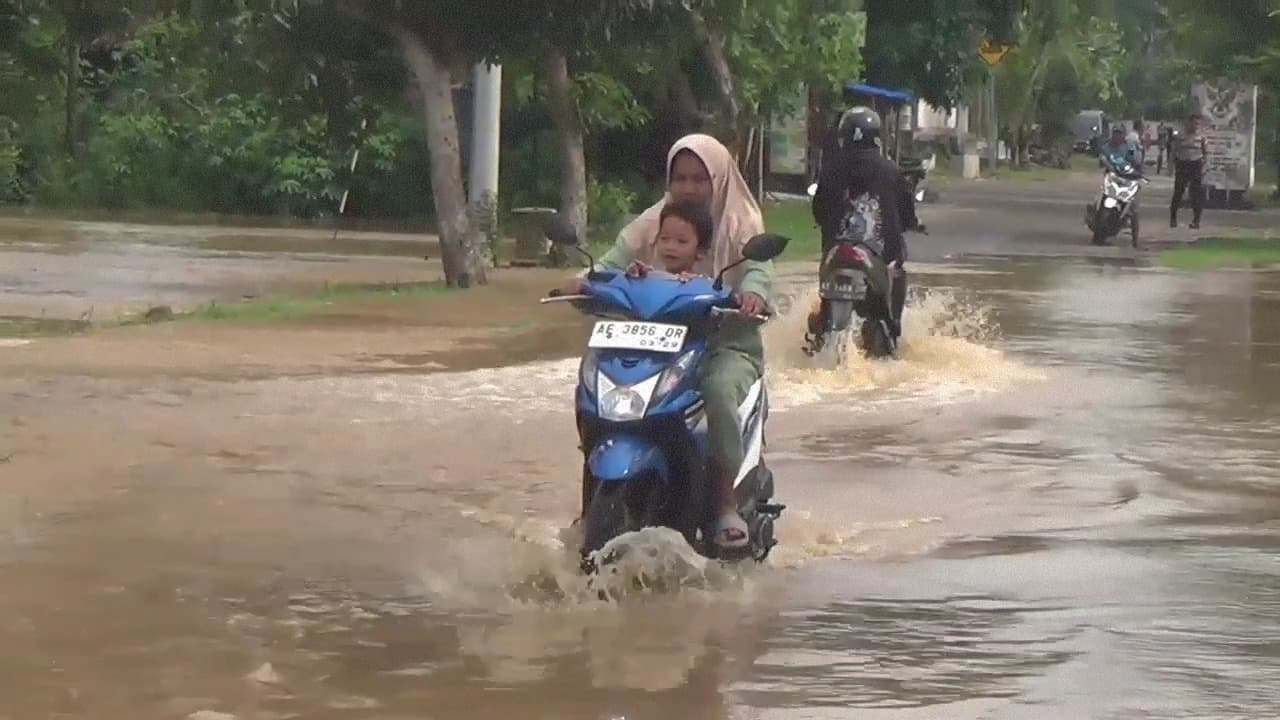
[697,346,763,474]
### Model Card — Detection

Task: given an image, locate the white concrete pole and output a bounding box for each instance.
[468,62,502,204]
[988,71,999,171]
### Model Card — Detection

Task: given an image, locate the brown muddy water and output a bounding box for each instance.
[0,214,440,321]
[4,219,1280,719]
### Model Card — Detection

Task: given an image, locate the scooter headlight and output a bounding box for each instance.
[600,386,646,421]
[595,372,660,422]
[652,348,699,406]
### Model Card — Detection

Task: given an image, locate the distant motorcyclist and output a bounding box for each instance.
[1100,125,1140,171]
[807,106,920,353]
[1096,126,1145,245]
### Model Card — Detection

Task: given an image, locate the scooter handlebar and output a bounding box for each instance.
[540,288,592,304]
[540,284,765,319]
[711,306,772,323]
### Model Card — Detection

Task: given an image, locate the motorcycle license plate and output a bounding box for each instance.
[820,279,861,300]
[588,320,688,353]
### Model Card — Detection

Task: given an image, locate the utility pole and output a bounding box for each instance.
[468,62,501,264]
[988,70,999,172]
[468,62,502,206]
[977,38,1012,174]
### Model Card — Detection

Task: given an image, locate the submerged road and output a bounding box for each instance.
[2,175,1279,719]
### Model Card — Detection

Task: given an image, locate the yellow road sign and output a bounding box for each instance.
[978,39,1013,67]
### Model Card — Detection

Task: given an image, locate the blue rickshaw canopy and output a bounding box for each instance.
[844,82,914,106]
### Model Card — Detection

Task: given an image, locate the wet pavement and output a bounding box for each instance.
[919,172,1280,261]
[0,213,439,320]
[3,181,1280,719]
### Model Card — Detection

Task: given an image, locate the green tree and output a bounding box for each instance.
[863,0,1019,109]
[2,0,415,214]
[995,0,1126,166]
[725,0,865,142]
[325,0,681,287]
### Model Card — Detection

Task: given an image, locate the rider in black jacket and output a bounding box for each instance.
[806,106,920,353]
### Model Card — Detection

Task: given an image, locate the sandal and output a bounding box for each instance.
[716,512,750,549]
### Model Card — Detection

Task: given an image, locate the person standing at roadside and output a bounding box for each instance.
[1170,113,1209,229]
[1129,121,1145,166]
[1155,123,1169,175]
[1165,124,1183,177]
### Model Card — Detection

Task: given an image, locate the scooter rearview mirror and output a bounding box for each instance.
[742,233,790,263]
[543,213,580,246]
[542,212,598,271]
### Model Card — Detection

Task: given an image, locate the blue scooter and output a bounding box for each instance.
[540,215,790,567]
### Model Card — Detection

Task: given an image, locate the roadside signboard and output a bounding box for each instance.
[1189,82,1259,191]
[978,38,1013,66]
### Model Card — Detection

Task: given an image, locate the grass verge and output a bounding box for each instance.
[1158,237,1280,270]
[0,315,91,338]
[763,199,821,260]
[125,280,448,324]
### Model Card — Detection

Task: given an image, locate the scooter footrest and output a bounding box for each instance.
[716,546,753,563]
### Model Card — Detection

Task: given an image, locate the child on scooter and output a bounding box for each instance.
[561,197,769,550]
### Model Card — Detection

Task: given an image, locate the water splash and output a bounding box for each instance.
[763,286,1043,409]
[413,524,757,612]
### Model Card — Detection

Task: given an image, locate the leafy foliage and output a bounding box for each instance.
[5,0,1265,221]
[725,0,866,120]
[0,0,417,216]
[993,0,1132,165]
[863,0,1009,109]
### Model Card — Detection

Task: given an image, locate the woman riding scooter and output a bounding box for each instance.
[558,134,775,552]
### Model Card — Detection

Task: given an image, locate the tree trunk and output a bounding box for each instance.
[1008,40,1053,168]
[63,35,79,159]
[672,71,704,132]
[1271,94,1280,199]
[862,0,891,88]
[543,51,588,242]
[689,10,740,151]
[392,25,485,288]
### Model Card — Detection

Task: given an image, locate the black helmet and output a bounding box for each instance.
[838,106,882,149]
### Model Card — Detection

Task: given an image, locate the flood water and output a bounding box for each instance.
[0,214,434,320]
[3,232,1280,718]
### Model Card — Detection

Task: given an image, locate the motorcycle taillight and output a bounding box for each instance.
[833,244,868,265]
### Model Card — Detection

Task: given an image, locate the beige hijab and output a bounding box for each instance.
[616,134,765,288]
